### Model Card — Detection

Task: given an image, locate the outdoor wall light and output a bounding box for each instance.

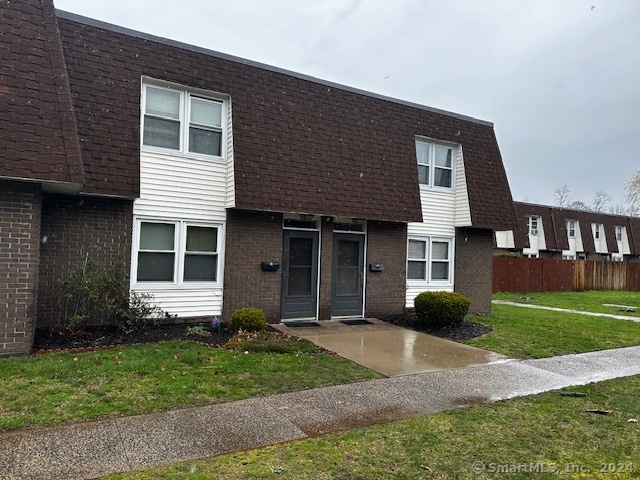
[261,262,280,272]
[369,264,384,272]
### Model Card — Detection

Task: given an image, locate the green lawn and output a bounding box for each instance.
[466,302,640,359]
[105,375,640,480]
[0,338,377,430]
[493,291,640,317]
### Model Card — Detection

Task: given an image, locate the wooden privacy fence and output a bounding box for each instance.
[493,257,640,292]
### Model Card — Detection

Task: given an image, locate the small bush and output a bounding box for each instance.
[52,256,167,333]
[229,307,267,332]
[414,291,471,328]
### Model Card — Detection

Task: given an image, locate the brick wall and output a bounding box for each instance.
[0,181,41,357]
[365,221,407,318]
[454,228,494,314]
[223,210,284,322]
[37,193,133,327]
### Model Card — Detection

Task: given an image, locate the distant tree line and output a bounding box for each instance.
[553,169,640,217]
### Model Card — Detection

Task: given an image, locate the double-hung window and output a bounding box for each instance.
[415,139,454,189]
[135,220,220,284]
[615,226,623,242]
[593,224,601,240]
[566,220,576,238]
[142,84,223,157]
[407,237,452,283]
[528,216,539,235]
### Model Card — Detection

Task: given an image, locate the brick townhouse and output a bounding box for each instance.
[495,202,640,261]
[0,0,515,356]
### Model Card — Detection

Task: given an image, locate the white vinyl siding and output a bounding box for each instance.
[592,223,608,253]
[563,220,583,259]
[133,80,233,318]
[523,215,546,257]
[225,100,236,208]
[407,138,468,308]
[453,145,472,227]
[495,230,515,249]
[136,152,228,223]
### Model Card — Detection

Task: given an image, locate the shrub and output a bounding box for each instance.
[52,257,168,332]
[229,307,267,332]
[414,291,471,328]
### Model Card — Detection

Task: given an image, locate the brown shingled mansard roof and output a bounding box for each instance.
[512,201,640,255]
[4,0,515,228]
[0,0,84,191]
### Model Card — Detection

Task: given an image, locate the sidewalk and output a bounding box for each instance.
[2,346,640,480]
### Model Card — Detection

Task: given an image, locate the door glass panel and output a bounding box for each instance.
[290,238,313,266]
[288,267,312,296]
[336,240,360,296]
[288,237,314,296]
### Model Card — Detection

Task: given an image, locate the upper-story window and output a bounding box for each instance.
[566,220,576,238]
[415,139,454,189]
[142,83,223,157]
[615,226,624,242]
[593,223,601,239]
[528,216,539,235]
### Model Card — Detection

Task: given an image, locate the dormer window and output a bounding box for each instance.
[142,83,223,157]
[566,220,576,238]
[528,216,539,235]
[415,139,455,190]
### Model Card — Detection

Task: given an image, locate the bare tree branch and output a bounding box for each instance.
[554,185,571,207]
[592,190,612,212]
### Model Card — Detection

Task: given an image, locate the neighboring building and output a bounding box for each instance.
[495,202,640,261]
[0,0,515,356]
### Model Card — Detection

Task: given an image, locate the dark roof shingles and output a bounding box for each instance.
[0,0,83,186]
[55,12,513,226]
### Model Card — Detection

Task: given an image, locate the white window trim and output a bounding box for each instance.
[132,217,225,289]
[415,137,456,192]
[566,220,576,238]
[593,223,601,240]
[615,226,624,242]
[407,236,454,285]
[528,216,539,236]
[141,79,228,162]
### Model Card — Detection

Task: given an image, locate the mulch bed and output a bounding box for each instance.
[33,314,491,354]
[33,324,234,354]
[381,313,492,342]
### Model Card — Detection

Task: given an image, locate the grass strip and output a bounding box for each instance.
[0,339,377,430]
[466,303,640,358]
[493,291,640,317]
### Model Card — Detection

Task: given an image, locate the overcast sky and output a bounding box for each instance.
[55,0,640,210]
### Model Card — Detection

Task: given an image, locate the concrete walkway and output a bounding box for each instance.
[2,346,640,480]
[274,318,510,376]
[492,300,640,322]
